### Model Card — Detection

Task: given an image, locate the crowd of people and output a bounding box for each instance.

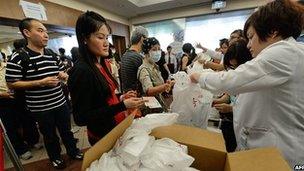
[0,0,303,169]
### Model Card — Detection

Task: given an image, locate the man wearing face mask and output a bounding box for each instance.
[137,37,175,111]
[121,26,148,93]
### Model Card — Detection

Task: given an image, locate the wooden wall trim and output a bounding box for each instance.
[0,0,82,28]
[0,0,129,42]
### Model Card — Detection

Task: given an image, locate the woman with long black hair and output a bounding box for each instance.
[179,43,197,72]
[68,11,145,145]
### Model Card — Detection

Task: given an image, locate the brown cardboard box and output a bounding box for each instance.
[82,114,291,171]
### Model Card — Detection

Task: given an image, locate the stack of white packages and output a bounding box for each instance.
[86,113,199,171]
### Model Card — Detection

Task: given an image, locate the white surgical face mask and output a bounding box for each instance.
[150,50,161,62]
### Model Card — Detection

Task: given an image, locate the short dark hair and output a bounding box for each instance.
[223,39,252,70]
[219,38,229,47]
[70,47,79,63]
[244,0,304,41]
[142,37,160,54]
[231,29,243,37]
[59,48,65,54]
[167,45,172,50]
[18,18,40,39]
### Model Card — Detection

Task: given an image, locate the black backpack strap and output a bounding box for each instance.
[45,48,60,66]
[13,48,30,109]
[137,67,155,96]
[18,48,31,79]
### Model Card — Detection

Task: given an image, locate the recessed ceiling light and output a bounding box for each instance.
[128,0,173,7]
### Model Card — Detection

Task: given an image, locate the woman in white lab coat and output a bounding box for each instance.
[190,0,304,167]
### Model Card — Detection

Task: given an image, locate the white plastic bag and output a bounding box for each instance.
[87,152,123,171]
[130,113,179,133]
[114,128,152,167]
[172,71,190,91]
[171,79,212,128]
[141,138,195,171]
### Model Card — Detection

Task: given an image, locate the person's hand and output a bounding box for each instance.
[163,83,171,93]
[39,76,59,87]
[58,71,68,82]
[123,97,147,109]
[197,59,210,69]
[167,80,175,87]
[197,59,206,65]
[121,90,137,101]
[190,73,201,84]
[212,98,225,106]
[196,42,203,49]
[195,43,207,52]
[212,94,229,106]
[0,92,14,99]
[213,103,233,113]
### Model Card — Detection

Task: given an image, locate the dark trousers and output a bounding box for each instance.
[220,120,237,152]
[0,99,29,155]
[15,92,40,147]
[17,108,40,146]
[32,103,79,160]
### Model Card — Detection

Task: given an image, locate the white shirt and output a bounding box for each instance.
[0,62,8,93]
[165,52,177,69]
[205,49,224,64]
[198,37,304,167]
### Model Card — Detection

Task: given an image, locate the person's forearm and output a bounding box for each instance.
[206,61,224,71]
[0,92,12,98]
[205,49,222,60]
[7,80,43,90]
[163,64,170,74]
[146,84,165,96]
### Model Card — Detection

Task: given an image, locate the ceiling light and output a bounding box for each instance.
[128,0,173,7]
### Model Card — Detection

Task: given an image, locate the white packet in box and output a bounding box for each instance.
[141,138,194,170]
[116,128,152,166]
[130,113,179,133]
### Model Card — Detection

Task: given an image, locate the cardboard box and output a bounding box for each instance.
[82,114,291,171]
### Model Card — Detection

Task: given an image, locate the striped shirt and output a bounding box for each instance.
[121,50,143,92]
[5,47,66,112]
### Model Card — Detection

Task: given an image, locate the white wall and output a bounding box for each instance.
[130,0,268,25]
[46,0,130,25]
